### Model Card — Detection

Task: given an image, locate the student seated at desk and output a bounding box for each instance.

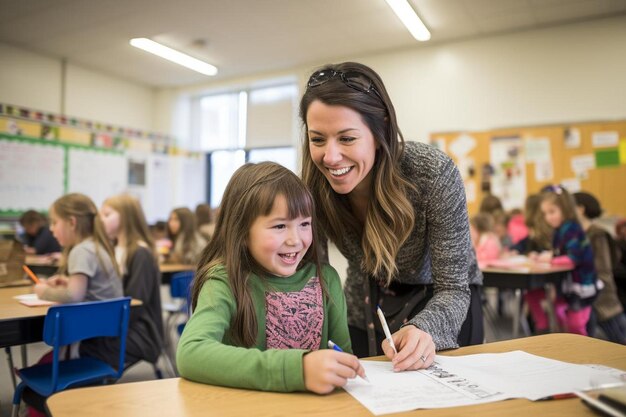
[92,194,165,367]
[29,193,122,417]
[19,210,61,255]
[525,185,597,335]
[167,207,206,264]
[470,213,501,269]
[177,162,365,394]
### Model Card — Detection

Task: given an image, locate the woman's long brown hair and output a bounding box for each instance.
[300,62,415,285]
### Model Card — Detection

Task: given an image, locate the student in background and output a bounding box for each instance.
[479,194,513,249]
[19,210,61,255]
[167,207,206,264]
[26,194,122,417]
[151,220,172,263]
[573,192,626,344]
[525,185,597,335]
[195,203,215,242]
[177,162,363,394]
[34,193,122,303]
[510,194,552,255]
[93,194,165,366]
[470,213,502,269]
[507,208,528,246]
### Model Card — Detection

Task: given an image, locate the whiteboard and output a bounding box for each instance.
[67,147,128,209]
[0,137,65,213]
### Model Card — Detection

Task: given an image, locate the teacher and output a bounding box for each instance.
[300,62,483,371]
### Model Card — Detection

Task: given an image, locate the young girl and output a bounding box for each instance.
[25,194,122,417]
[167,207,206,264]
[525,185,597,335]
[90,194,165,367]
[176,162,365,394]
[34,193,122,303]
[469,213,502,269]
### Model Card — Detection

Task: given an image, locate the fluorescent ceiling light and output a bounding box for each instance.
[130,38,218,76]
[385,0,431,41]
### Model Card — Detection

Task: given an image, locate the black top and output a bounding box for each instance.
[24,226,61,254]
[80,246,164,367]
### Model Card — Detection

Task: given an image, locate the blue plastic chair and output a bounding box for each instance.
[12,297,131,417]
[164,271,194,335]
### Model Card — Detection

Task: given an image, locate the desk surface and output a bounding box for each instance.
[0,285,49,321]
[159,263,195,274]
[47,334,626,417]
[482,264,572,275]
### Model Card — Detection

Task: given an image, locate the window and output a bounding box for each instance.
[192,80,300,207]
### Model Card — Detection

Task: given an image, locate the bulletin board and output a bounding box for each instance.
[430,120,626,217]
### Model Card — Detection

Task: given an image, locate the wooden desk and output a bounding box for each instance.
[0,286,47,348]
[481,264,572,290]
[24,255,59,277]
[159,263,195,284]
[481,265,572,337]
[0,286,142,348]
[46,334,626,417]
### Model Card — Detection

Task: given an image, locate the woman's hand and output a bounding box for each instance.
[382,325,436,371]
[303,350,366,394]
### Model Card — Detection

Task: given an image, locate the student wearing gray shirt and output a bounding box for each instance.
[300,62,483,371]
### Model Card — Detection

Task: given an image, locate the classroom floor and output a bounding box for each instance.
[1,289,610,417]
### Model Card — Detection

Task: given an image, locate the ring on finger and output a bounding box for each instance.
[419,355,427,363]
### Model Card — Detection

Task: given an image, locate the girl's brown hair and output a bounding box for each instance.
[191,162,323,347]
[540,185,581,227]
[102,194,157,272]
[169,207,198,259]
[300,62,415,285]
[524,194,552,249]
[470,213,494,234]
[51,193,120,277]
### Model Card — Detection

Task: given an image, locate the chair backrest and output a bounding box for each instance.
[170,271,194,299]
[43,297,131,380]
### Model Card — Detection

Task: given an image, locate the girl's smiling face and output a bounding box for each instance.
[247,194,312,277]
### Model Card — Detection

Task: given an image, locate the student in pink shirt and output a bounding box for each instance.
[470,213,502,269]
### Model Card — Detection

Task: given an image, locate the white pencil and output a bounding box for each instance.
[376,305,397,355]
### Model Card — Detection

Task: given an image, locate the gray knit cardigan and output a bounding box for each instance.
[333,141,482,350]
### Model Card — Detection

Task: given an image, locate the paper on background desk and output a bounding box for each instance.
[344,351,625,415]
[13,293,57,307]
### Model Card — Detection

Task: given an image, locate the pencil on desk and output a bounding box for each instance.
[22,265,41,284]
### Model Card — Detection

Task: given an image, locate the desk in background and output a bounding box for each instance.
[481,264,572,337]
[46,334,626,417]
[160,263,195,285]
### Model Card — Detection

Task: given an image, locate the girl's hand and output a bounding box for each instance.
[383,325,436,372]
[34,282,48,298]
[537,251,553,263]
[303,350,366,394]
[46,275,69,288]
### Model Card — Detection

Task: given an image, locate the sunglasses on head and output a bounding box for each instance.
[307,69,382,100]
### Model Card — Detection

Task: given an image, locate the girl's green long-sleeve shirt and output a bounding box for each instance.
[176,262,351,392]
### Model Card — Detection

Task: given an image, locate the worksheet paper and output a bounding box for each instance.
[344,351,625,415]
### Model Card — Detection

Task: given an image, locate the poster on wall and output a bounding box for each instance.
[489,136,526,211]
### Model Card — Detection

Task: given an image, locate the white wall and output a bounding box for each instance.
[156,14,626,143]
[64,64,154,130]
[0,42,155,131]
[0,43,62,113]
